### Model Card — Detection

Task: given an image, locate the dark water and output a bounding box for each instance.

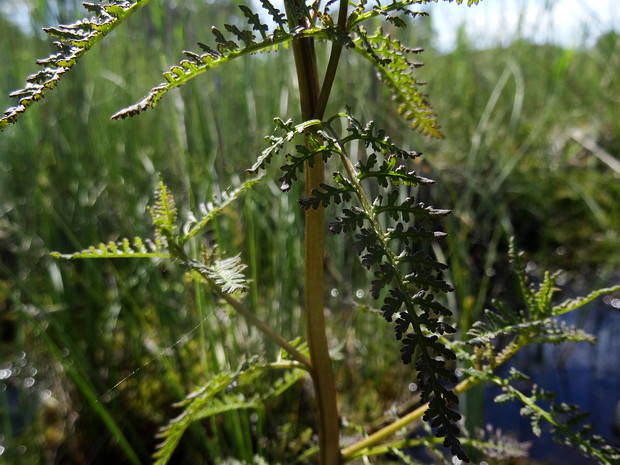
[484,293,620,464]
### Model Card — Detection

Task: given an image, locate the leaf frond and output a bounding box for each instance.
[51,237,168,260]
[295,111,467,461]
[1,0,151,131]
[111,1,343,120]
[183,174,263,241]
[153,354,308,465]
[248,118,321,174]
[552,284,620,317]
[353,27,442,137]
[347,0,431,29]
[203,254,249,295]
[481,370,620,464]
[464,241,618,383]
[149,179,179,240]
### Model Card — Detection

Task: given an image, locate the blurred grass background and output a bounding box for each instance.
[0,0,619,463]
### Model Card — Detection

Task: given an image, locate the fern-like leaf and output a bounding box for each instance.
[467,240,619,352]
[51,237,168,260]
[54,175,260,265]
[467,306,596,349]
[204,255,249,295]
[111,2,309,120]
[462,240,619,419]
[2,0,482,130]
[373,193,451,223]
[1,0,151,131]
[357,154,435,187]
[248,118,321,173]
[552,284,620,317]
[482,369,620,465]
[260,0,288,30]
[154,350,308,465]
[153,371,252,465]
[183,174,263,241]
[353,27,441,137]
[149,180,178,240]
[281,112,468,461]
[347,0,433,29]
[298,179,354,209]
[279,143,333,192]
[340,111,417,159]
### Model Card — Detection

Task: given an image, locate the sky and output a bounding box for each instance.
[424,0,620,51]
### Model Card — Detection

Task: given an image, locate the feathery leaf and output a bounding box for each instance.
[1,0,151,131]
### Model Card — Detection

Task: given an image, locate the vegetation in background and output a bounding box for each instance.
[1,1,619,464]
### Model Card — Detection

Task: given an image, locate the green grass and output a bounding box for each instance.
[1,2,619,463]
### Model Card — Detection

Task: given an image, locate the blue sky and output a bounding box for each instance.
[425,0,620,51]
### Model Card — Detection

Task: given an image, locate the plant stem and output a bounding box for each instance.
[315,0,349,118]
[184,262,313,370]
[210,284,313,371]
[287,1,342,462]
[304,147,341,465]
[298,40,342,465]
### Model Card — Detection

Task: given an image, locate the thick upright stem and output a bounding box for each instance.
[297,42,341,465]
[288,11,341,465]
[284,1,350,461]
[305,153,341,465]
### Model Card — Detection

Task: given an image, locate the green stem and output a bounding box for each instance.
[169,237,314,370]
[315,0,350,118]
[286,1,344,462]
[297,38,342,465]
[210,283,313,371]
[183,264,313,370]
